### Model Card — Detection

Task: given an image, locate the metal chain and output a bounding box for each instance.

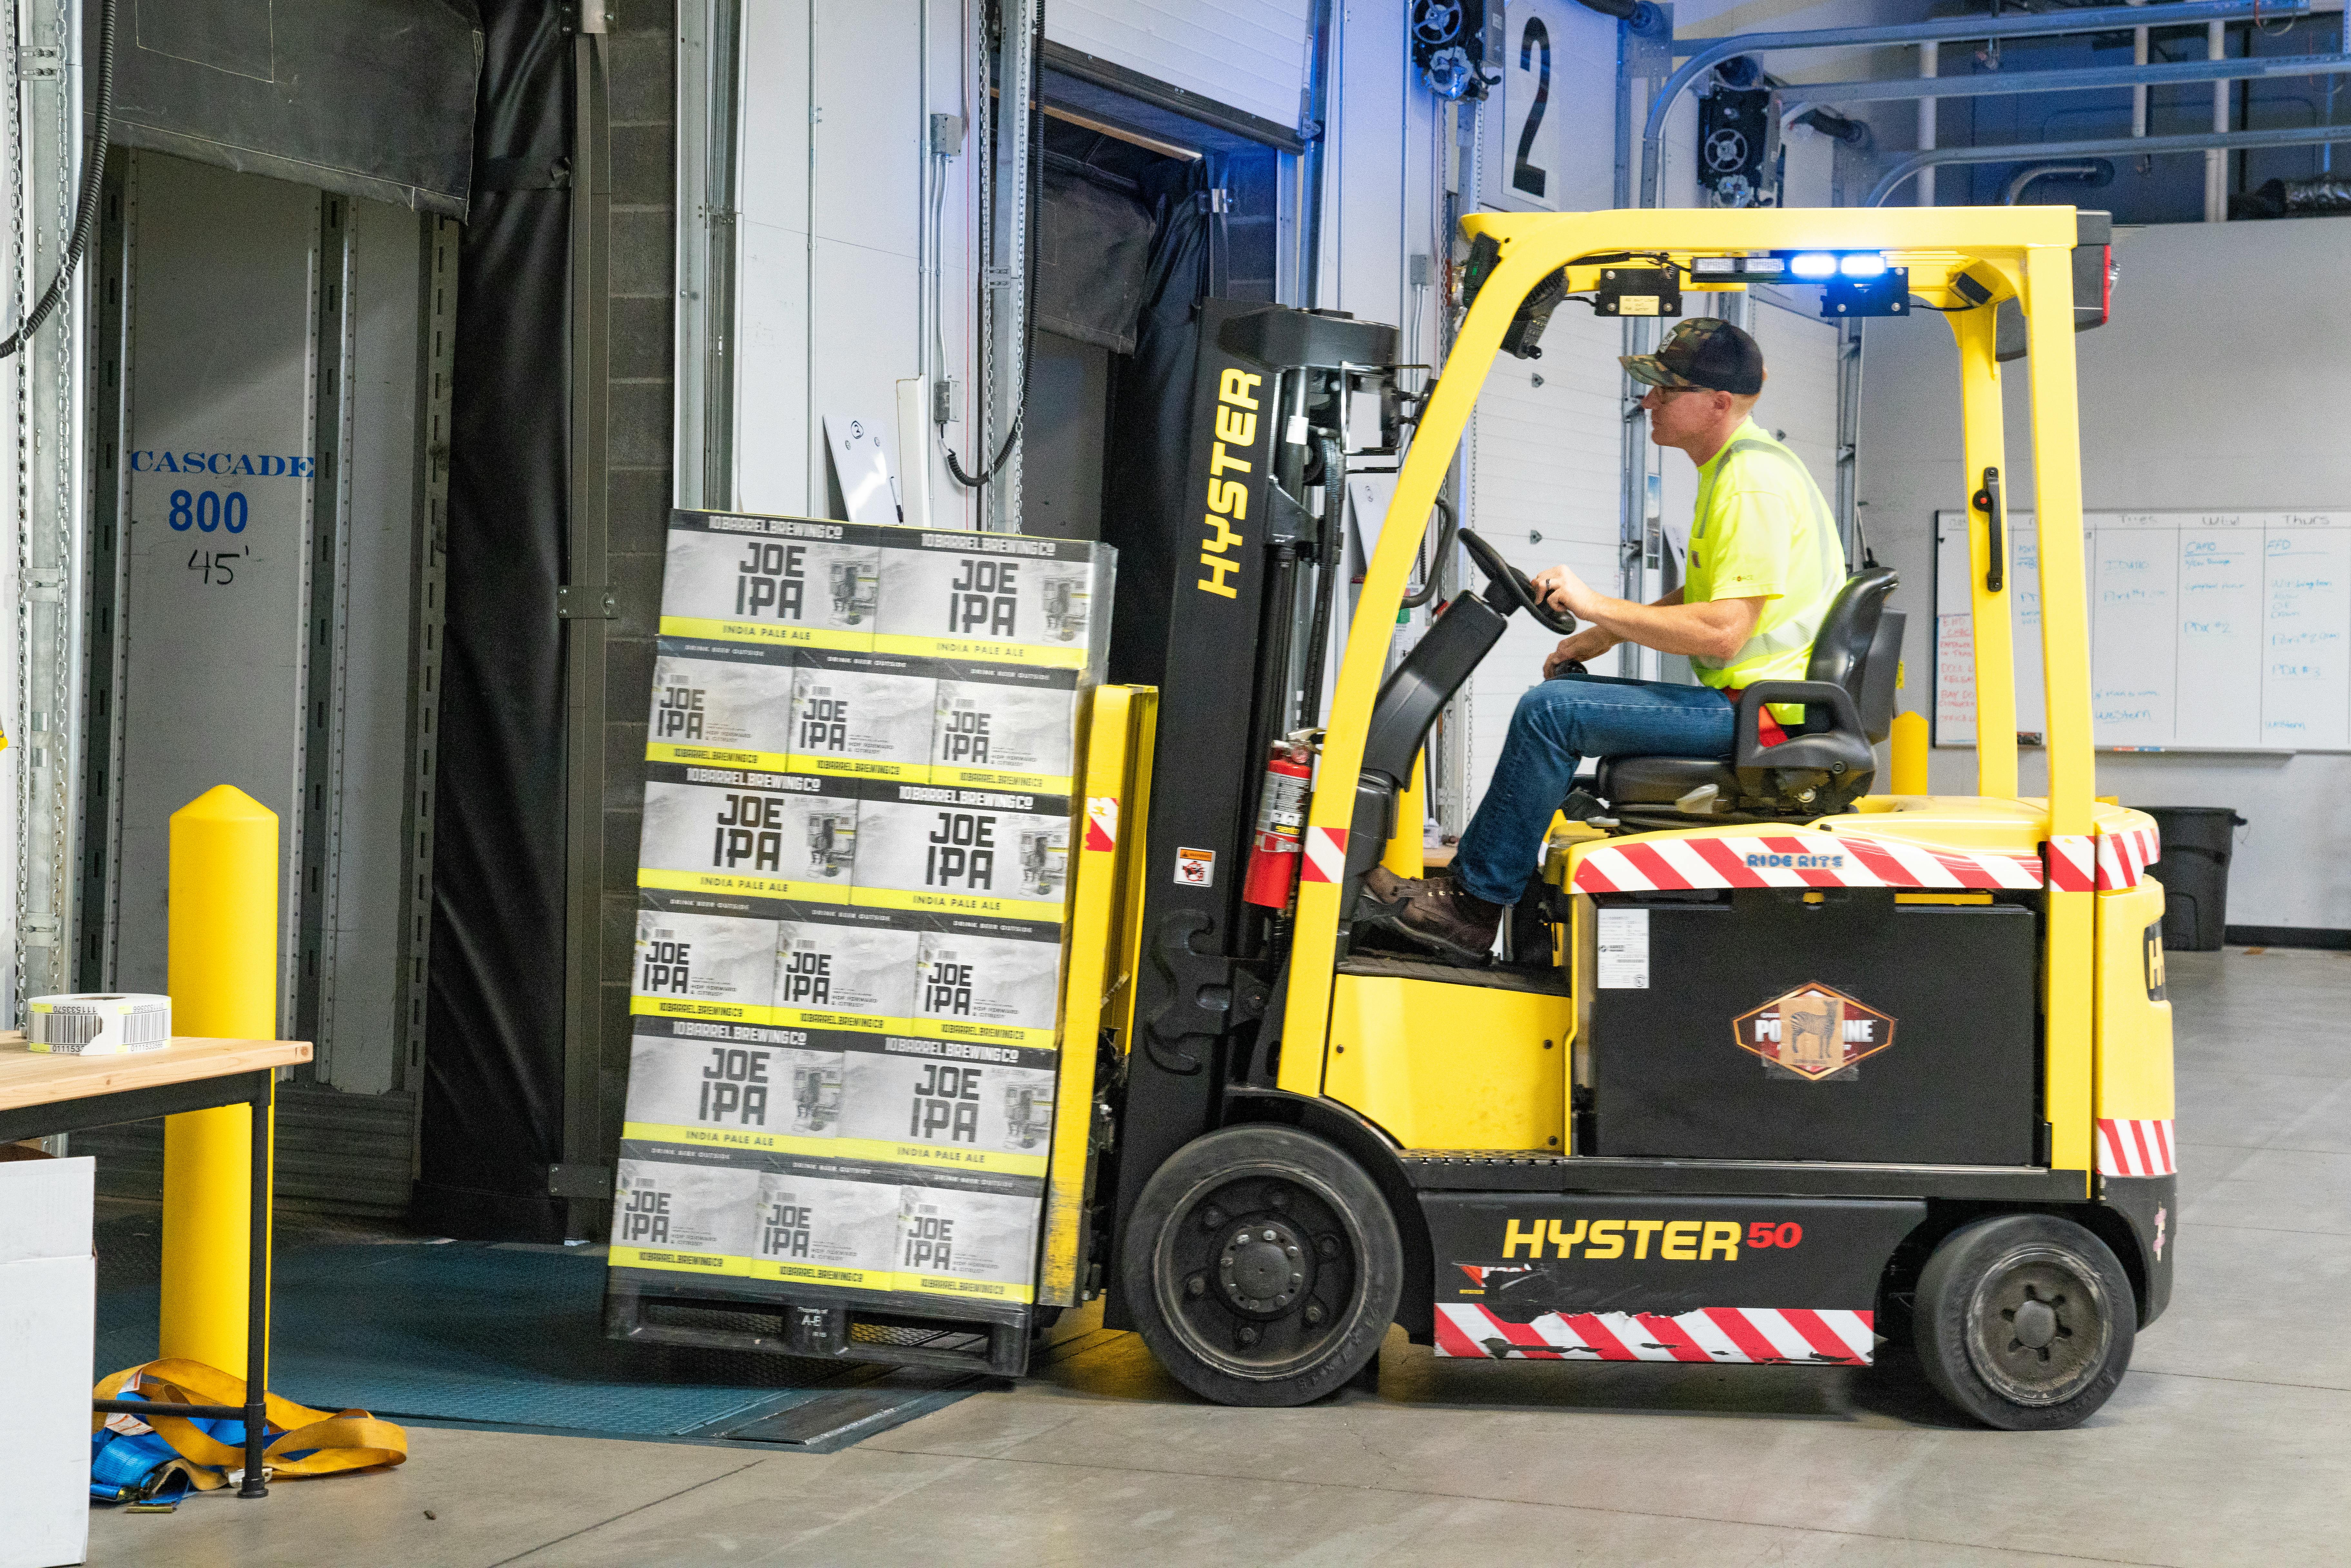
[46,0,74,1001]
[12,0,33,1015]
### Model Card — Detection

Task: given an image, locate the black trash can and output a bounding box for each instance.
[2136,807,2247,951]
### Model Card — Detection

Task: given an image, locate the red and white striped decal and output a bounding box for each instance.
[1083,796,1118,853]
[2096,1117,2176,1177]
[1434,1303,1875,1365]
[1300,825,1348,884]
[2045,834,2096,892]
[2048,825,2162,892]
[1571,832,2041,895]
[2095,823,2160,891]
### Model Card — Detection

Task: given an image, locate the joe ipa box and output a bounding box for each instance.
[929,661,1079,793]
[789,649,937,783]
[609,1144,760,1277]
[750,1157,904,1290]
[772,903,922,1034]
[659,511,881,651]
[847,781,1071,921]
[621,1018,846,1146]
[913,915,1062,1049]
[631,893,782,1027]
[836,1035,1059,1177]
[893,1169,1047,1304]
[645,638,797,772]
[638,762,860,905]
[874,530,1110,674]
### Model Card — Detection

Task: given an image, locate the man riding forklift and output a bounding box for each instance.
[1381,317,1849,962]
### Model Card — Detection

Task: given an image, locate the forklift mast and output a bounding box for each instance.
[1096,300,1400,1318]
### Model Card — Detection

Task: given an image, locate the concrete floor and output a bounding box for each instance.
[83,947,2351,1566]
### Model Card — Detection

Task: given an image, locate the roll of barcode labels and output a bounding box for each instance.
[26,993,172,1054]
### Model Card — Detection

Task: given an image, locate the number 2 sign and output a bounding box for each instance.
[1486,0,1603,214]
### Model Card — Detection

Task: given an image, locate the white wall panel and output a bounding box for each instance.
[1749,297,1841,511]
[1047,0,1310,131]
[732,1,976,525]
[1862,216,2351,930]
[1463,307,1627,812]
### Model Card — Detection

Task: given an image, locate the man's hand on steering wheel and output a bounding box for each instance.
[1529,562,1593,619]
[1544,626,1616,678]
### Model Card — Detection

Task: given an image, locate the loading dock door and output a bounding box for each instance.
[82,151,448,1211]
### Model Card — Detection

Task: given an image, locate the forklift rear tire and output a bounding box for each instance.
[1913,1213,2136,1431]
[1122,1124,1403,1408]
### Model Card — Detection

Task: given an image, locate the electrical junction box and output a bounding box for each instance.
[1595,267,1683,319]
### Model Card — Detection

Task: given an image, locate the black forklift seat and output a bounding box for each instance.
[1593,567,1904,824]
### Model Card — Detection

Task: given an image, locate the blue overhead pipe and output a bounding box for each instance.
[1779,50,2351,114]
[1638,0,2313,206]
[1866,122,2351,206]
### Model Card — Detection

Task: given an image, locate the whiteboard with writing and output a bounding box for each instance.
[1935,509,2351,751]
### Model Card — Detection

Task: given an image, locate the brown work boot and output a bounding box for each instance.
[1391,879,1503,964]
[1361,865,1427,907]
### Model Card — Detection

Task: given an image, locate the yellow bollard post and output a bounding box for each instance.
[1380,749,1428,879]
[1891,710,1930,797]
[160,785,279,1377]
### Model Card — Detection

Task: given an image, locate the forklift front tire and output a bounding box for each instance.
[1913,1213,2136,1431]
[1122,1124,1403,1408]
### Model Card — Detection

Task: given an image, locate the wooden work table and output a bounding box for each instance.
[0,1034,310,1499]
[0,1037,311,1129]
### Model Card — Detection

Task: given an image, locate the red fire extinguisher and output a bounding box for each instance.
[1242,741,1314,909]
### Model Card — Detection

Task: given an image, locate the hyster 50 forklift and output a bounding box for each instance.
[1031,203,2172,1433]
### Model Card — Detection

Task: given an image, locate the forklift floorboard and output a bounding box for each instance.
[85,948,2351,1567]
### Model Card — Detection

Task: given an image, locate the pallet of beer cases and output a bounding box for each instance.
[606,510,1113,1361]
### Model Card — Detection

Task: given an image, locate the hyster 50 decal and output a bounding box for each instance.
[1501,1217,1804,1261]
[1197,369,1260,599]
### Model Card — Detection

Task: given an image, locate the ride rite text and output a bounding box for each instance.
[736,540,808,620]
[948,559,1020,637]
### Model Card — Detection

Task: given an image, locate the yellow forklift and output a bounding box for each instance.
[1036,204,2173,1432]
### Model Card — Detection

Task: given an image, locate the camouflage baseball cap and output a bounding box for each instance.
[1619,317,1765,395]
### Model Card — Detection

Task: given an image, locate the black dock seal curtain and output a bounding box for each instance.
[90,0,483,218]
[416,0,571,1242]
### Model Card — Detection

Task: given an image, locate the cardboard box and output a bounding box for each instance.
[849,782,1071,920]
[659,512,882,650]
[750,1159,903,1288]
[875,530,1109,672]
[772,904,922,1031]
[638,763,860,904]
[837,1035,1058,1172]
[789,649,936,782]
[645,638,797,771]
[914,915,1063,1047]
[631,897,781,1026]
[609,1146,760,1276]
[0,1158,94,1568]
[928,661,1080,793]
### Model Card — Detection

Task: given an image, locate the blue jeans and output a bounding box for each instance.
[1452,674,1737,905]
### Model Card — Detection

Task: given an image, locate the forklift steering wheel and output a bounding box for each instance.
[1459,527,1579,637]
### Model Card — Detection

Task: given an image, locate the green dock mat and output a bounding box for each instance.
[93,1217,969,1449]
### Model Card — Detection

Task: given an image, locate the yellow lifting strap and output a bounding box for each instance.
[93,1358,409,1485]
